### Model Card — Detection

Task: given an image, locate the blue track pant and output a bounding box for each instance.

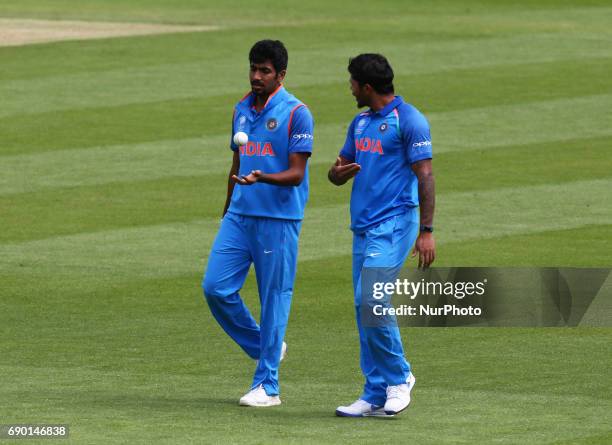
[353,209,419,406]
[202,212,300,396]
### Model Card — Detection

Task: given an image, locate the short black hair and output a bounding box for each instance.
[348,53,394,94]
[249,40,288,74]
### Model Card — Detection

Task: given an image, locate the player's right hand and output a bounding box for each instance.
[412,232,436,269]
[329,157,361,185]
[232,170,262,185]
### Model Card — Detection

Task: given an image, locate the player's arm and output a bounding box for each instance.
[328,156,360,186]
[233,105,313,187]
[402,110,435,268]
[232,152,309,186]
[328,118,360,186]
[223,151,240,216]
[411,159,436,268]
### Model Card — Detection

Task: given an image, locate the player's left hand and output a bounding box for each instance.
[412,232,435,268]
[232,170,262,185]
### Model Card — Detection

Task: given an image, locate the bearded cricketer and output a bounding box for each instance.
[328,53,435,417]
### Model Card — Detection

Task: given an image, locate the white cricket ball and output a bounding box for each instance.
[233,131,248,146]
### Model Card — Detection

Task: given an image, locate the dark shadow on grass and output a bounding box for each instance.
[34,390,402,422]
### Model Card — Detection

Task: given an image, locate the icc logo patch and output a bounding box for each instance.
[379,123,388,132]
[238,115,247,131]
[356,118,367,135]
[266,118,278,131]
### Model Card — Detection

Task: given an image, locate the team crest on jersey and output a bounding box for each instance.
[266,118,278,131]
[379,122,388,132]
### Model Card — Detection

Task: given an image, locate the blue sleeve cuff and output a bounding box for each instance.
[409,153,432,164]
[290,147,313,154]
[339,149,355,162]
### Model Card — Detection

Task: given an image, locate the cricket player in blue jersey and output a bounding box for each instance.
[328,54,435,417]
[202,40,314,407]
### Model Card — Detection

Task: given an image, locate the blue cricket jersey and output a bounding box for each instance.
[227,86,314,220]
[339,96,432,233]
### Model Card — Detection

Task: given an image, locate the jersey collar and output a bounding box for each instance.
[371,95,404,117]
[237,85,287,118]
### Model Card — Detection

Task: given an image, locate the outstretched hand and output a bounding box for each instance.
[329,157,361,185]
[232,170,262,185]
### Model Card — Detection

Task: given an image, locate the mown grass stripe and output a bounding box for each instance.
[3,135,611,243]
[1,31,610,119]
[2,178,610,279]
[2,92,611,195]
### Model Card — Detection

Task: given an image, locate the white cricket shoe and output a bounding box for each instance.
[384,373,416,415]
[255,341,287,365]
[335,399,391,417]
[239,384,281,407]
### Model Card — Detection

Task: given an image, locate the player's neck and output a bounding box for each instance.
[253,94,268,112]
[369,94,396,112]
[253,84,281,112]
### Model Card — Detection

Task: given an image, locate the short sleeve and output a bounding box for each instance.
[400,111,432,164]
[339,118,357,162]
[288,105,314,154]
[230,109,238,152]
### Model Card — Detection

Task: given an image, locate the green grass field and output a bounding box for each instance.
[1,1,611,443]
